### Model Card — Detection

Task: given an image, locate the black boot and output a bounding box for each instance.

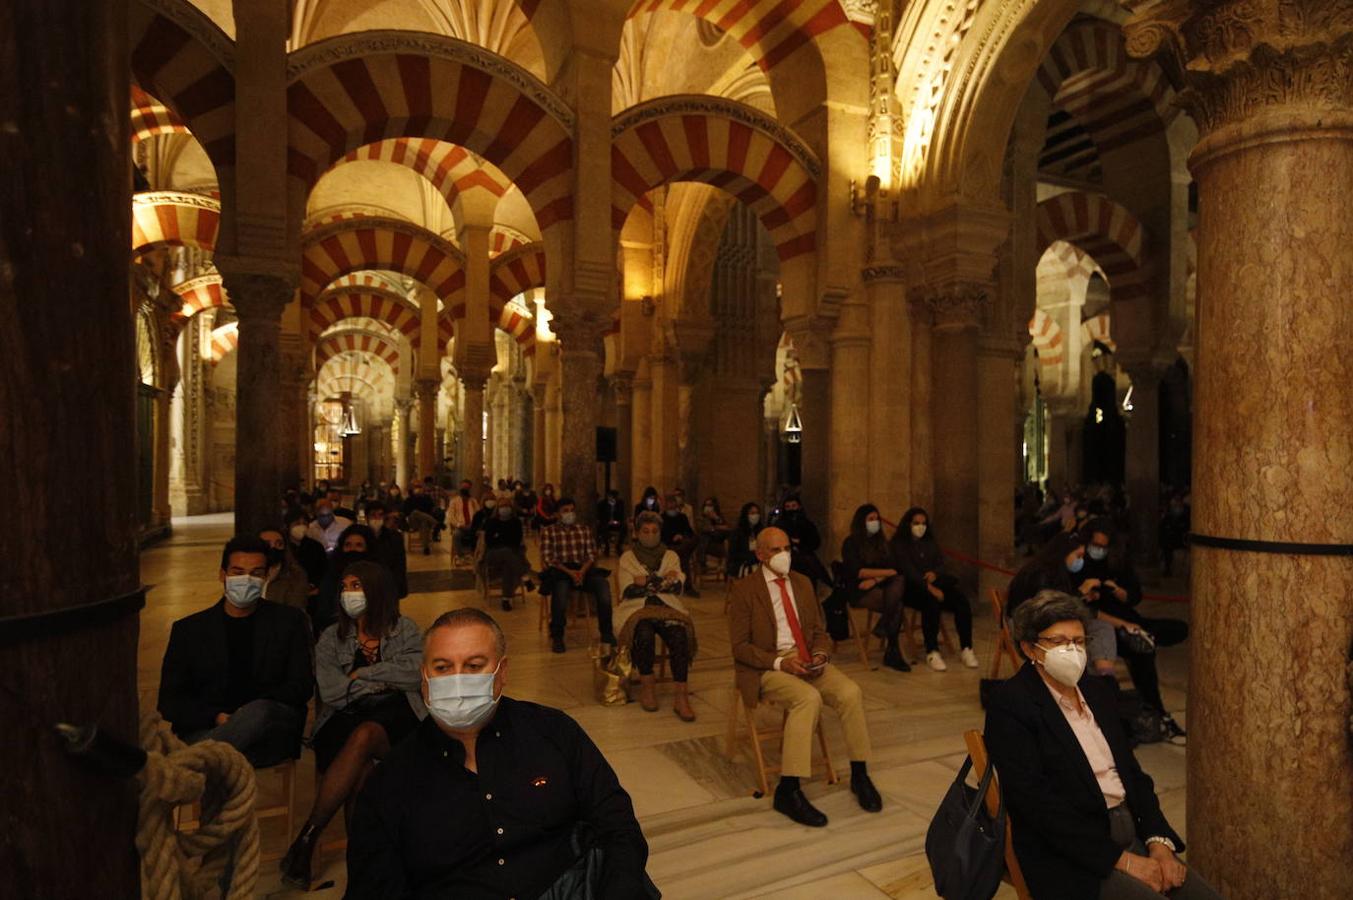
[882,638,911,672]
[279,821,319,889]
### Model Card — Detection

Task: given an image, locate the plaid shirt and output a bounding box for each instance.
[540,523,596,568]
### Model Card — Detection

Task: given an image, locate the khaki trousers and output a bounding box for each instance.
[758,663,871,777]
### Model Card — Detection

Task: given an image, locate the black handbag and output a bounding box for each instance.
[925,756,1007,900]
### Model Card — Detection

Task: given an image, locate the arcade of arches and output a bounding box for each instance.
[2,0,1349,897]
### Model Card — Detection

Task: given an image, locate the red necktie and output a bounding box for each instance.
[773,577,811,663]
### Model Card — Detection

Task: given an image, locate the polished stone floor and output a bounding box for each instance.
[138,514,1196,899]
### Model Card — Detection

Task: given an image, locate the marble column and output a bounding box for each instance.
[908,297,935,511]
[223,271,296,533]
[977,333,1024,597]
[762,411,779,508]
[928,288,984,578]
[151,308,181,532]
[786,320,831,523]
[393,397,412,489]
[544,374,563,488]
[415,377,439,481]
[865,267,911,520]
[553,316,606,520]
[648,351,681,492]
[1127,8,1353,897]
[531,384,547,488]
[611,374,634,503]
[461,371,488,485]
[277,331,308,490]
[1117,361,1165,561]
[829,300,872,549]
[0,0,139,889]
[484,381,499,481]
[630,367,653,502]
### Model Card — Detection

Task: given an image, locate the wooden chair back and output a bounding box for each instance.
[963,730,1031,900]
[988,588,1021,679]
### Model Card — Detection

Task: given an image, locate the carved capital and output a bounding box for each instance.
[415,378,440,404]
[547,305,610,354]
[918,284,988,333]
[1125,0,1353,140]
[609,372,634,405]
[782,315,831,370]
[860,264,909,284]
[220,270,296,321]
[459,367,491,392]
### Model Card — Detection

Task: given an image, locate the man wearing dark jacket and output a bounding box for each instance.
[157,535,313,768]
[365,500,408,599]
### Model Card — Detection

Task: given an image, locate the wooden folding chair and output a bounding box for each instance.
[611,569,669,682]
[725,688,838,798]
[846,603,881,667]
[537,579,594,634]
[988,589,1021,679]
[178,758,297,864]
[905,605,957,658]
[964,730,1031,900]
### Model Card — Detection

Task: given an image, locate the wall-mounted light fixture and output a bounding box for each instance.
[849,174,899,224]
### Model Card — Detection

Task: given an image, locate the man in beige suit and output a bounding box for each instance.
[728,527,882,826]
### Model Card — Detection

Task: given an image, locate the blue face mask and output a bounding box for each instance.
[1067,556,1085,574]
[224,574,263,609]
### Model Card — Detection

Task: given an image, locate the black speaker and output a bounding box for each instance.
[595,427,617,463]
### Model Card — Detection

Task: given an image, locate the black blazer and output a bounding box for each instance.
[157,599,313,737]
[984,663,1183,900]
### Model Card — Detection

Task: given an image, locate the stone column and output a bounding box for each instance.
[277,331,308,490]
[178,317,211,514]
[865,266,911,519]
[1126,8,1353,897]
[927,288,984,577]
[1120,361,1165,562]
[977,332,1024,597]
[611,374,634,502]
[393,397,412,489]
[152,304,182,531]
[461,370,488,485]
[629,366,653,502]
[762,411,779,508]
[648,351,681,491]
[908,297,935,511]
[785,319,831,523]
[531,384,547,488]
[828,300,872,549]
[0,0,139,890]
[415,377,439,481]
[552,314,606,520]
[545,374,563,487]
[222,270,296,533]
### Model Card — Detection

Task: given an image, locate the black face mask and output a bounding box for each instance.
[266,548,284,568]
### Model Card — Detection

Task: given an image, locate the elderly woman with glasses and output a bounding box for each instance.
[983,591,1220,900]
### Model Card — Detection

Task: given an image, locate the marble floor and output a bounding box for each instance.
[137,515,1197,899]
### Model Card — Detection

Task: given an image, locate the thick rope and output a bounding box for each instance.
[136,713,261,900]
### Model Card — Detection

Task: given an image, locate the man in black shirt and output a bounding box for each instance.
[365,500,409,599]
[595,488,626,556]
[157,536,312,767]
[481,499,531,612]
[347,609,653,899]
[660,493,700,597]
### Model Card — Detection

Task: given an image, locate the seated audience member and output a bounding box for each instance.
[660,493,700,597]
[364,501,408,599]
[634,485,661,521]
[617,513,697,720]
[596,488,627,556]
[327,488,357,522]
[345,609,653,899]
[157,536,312,768]
[483,497,532,612]
[840,504,910,672]
[402,484,439,554]
[890,507,978,671]
[725,502,765,579]
[535,482,560,530]
[515,482,536,525]
[384,483,403,508]
[447,480,480,559]
[728,528,882,827]
[286,509,328,588]
[540,497,616,654]
[1158,492,1191,577]
[695,496,732,573]
[1007,532,1118,677]
[259,526,310,611]
[314,524,375,636]
[280,561,425,889]
[984,592,1221,900]
[1081,519,1187,739]
[673,488,696,527]
[772,494,833,588]
[307,499,352,554]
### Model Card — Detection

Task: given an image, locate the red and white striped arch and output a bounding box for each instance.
[1036,19,1177,157]
[611,97,819,261]
[627,0,852,71]
[1035,192,1149,302]
[132,191,221,256]
[207,321,238,364]
[131,84,190,143]
[1028,308,1064,368]
[317,352,394,402]
[489,224,531,258]
[315,329,403,374]
[340,138,512,208]
[1082,312,1115,351]
[173,273,230,322]
[307,285,422,345]
[488,243,547,307]
[300,218,465,306]
[286,33,574,230]
[129,0,235,171]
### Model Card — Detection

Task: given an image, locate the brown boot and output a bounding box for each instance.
[638,674,658,712]
[673,682,696,722]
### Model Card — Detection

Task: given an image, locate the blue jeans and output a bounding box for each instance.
[187,698,305,768]
[549,570,614,641]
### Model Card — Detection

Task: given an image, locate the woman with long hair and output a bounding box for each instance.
[890,507,977,671]
[841,504,910,672]
[1006,530,1117,677]
[725,501,765,579]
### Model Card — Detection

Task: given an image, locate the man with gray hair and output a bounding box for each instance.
[984,591,1220,900]
[346,608,654,899]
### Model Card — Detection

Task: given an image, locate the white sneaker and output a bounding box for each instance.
[926,651,948,672]
[960,648,979,669]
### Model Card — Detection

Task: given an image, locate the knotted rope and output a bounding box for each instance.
[136,713,260,899]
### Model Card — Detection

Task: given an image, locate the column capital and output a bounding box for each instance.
[219,267,296,320]
[548,305,610,354]
[459,368,491,392]
[914,283,989,333]
[394,396,415,414]
[609,372,634,405]
[1125,1,1353,145]
[782,314,832,369]
[414,377,440,403]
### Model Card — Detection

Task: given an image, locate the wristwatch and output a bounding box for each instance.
[1145,836,1177,853]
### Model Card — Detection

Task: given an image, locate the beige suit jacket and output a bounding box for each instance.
[727,567,833,708]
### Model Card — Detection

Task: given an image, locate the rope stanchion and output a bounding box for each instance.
[136,713,261,899]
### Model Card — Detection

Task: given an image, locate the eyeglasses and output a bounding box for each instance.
[1038,636,1087,649]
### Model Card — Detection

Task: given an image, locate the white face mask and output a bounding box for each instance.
[911,523,927,539]
[766,550,792,577]
[1037,642,1087,687]
[560,511,577,526]
[223,574,264,609]
[289,524,308,542]
[1087,545,1108,561]
[866,519,882,535]
[425,661,503,732]
[340,590,367,619]
[747,513,761,526]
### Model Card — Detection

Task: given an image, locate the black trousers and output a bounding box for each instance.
[904,582,974,651]
[631,620,690,682]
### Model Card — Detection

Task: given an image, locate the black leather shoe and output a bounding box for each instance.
[279,823,317,889]
[551,636,566,654]
[883,647,911,672]
[772,789,828,827]
[851,775,883,813]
